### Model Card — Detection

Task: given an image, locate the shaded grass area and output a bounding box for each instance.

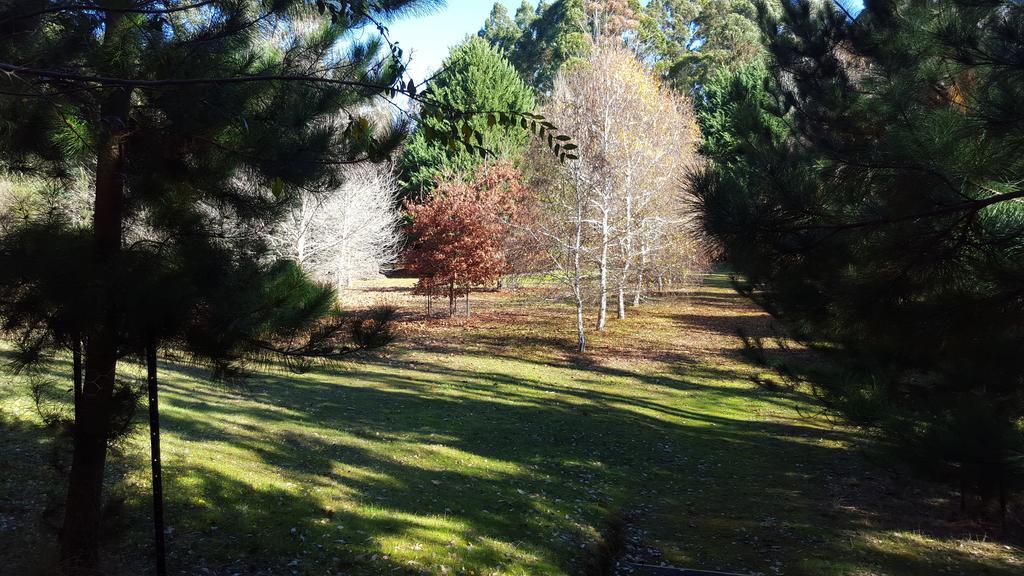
[1,274,1022,575]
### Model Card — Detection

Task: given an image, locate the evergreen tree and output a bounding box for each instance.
[399,37,535,197]
[0,0,434,571]
[514,0,539,31]
[636,0,768,93]
[479,2,523,56]
[696,59,787,177]
[696,0,1024,515]
[478,0,590,95]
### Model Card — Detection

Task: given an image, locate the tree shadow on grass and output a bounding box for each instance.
[0,409,68,575]
[136,348,1024,575]
[3,298,1023,575]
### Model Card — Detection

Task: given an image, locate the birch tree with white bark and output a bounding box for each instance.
[543,43,700,330]
[544,43,629,333]
[528,148,594,352]
[531,42,702,350]
[265,162,403,290]
[614,86,699,315]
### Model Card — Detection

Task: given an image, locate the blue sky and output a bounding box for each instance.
[387,0,519,83]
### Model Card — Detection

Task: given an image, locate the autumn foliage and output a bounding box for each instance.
[404,162,533,316]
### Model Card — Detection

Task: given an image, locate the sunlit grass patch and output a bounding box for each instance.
[1,275,1021,575]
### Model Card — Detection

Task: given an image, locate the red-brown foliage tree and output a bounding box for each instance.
[404,162,532,317]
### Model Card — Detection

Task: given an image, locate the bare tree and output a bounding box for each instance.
[544,43,700,330]
[530,43,702,350]
[265,162,402,289]
[614,90,693,317]
[545,43,628,332]
[528,147,594,352]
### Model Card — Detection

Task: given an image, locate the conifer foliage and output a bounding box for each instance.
[398,37,535,197]
[479,0,590,95]
[696,0,1024,515]
[0,0,436,571]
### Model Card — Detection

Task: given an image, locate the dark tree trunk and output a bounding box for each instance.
[59,14,131,567]
[60,327,118,572]
[449,282,455,317]
[72,334,82,420]
[147,338,168,576]
[465,289,470,318]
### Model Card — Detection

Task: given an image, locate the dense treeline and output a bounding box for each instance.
[696,0,1024,518]
[3,0,1023,572]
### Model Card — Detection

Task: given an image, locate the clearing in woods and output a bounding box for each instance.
[1,275,1021,575]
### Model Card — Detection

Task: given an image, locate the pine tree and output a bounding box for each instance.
[398,37,535,197]
[696,0,1024,517]
[0,0,435,571]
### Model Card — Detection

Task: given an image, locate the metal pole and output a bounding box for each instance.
[146,338,167,576]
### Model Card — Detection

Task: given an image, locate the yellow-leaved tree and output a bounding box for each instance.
[531,41,702,351]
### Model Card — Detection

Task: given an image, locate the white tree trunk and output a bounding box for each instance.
[597,212,609,332]
[574,200,587,352]
[576,296,586,353]
[617,178,633,320]
[633,245,646,306]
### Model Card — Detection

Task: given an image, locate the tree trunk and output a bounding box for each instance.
[960,469,967,516]
[60,14,131,569]
[573,194,587,353]
[634,245,647,306]
[619,189,633,319]
[146,339,168,576]
[597,235,608,332]
[999,474,1007,536]
[448,282,455,317]
[576,295,586,353]
[72,335,82,420]
[60,328,119,572]
[465,289,470,318]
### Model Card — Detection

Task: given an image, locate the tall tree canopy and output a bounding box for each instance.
[695,0,1024,508]
[0,0,434,571]
[636,0,768,93]
[399,36,535,197]
[537,42,701,349]
[480,2,524,56]
[479,0,590,95]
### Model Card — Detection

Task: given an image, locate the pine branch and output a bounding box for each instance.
[781,187,1024,233]
[0,61,396,90]
[0,0,220,24]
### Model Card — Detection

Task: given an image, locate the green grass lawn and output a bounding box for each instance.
[1,275,1021,575]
